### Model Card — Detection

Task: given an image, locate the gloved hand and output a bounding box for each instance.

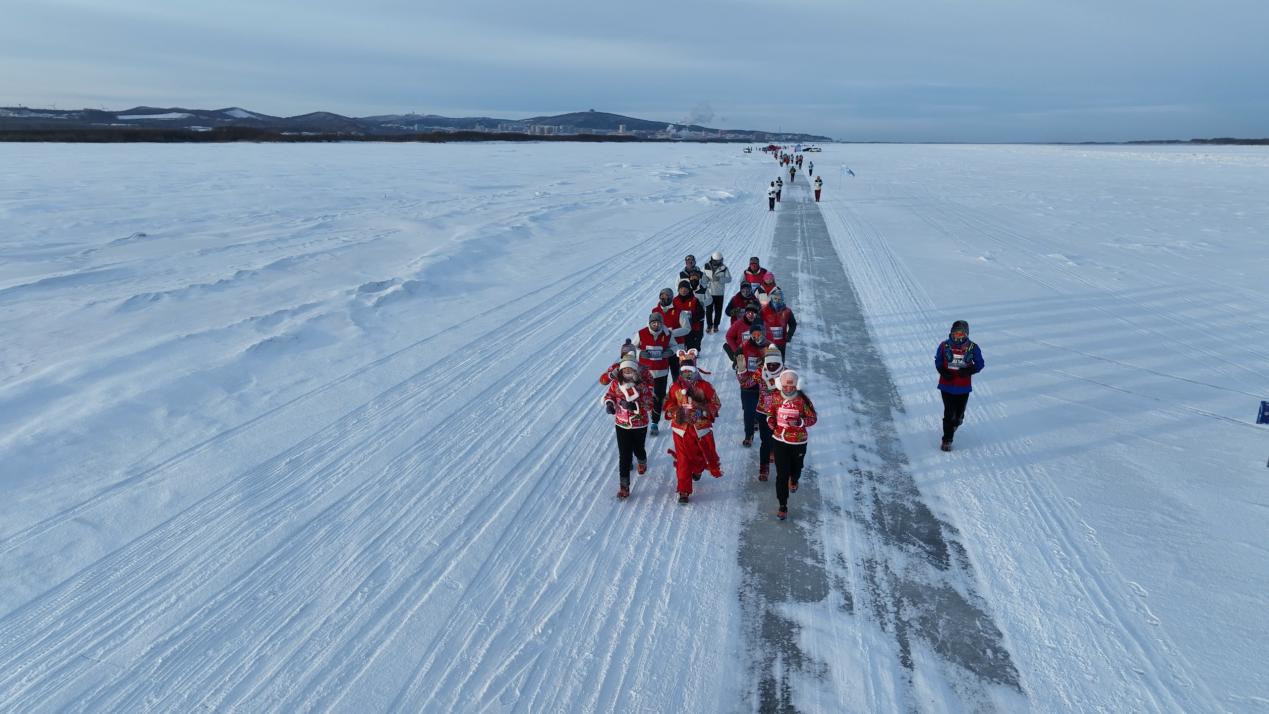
[621,400,637,411]
[938,367,955,379]
[605,401,617,414]
[957,366,975,376]
[757,292,771,306]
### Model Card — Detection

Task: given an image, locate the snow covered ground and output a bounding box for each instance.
[0,141,1265,712]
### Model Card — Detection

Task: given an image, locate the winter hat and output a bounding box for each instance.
[749,256,760,266]
[748,322,767,342]
[763,344,782,364]
[619,339,637,358]
[744,301,761,317]
[685,254,696,263]
[779,368,803,392]
[619,355,639,373]
[711,251,722,261]
[659,288,673,303]
[950,320,969,335]
[648,312,663,326]
[677,279,692,293]
[739,282,753,294]
[677,348,699,378]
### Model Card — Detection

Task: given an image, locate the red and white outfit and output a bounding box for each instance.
[665,358,723,497]
[634,326,672,379]
[743,267,776,289]
[760,303,794,349]
[767,390,818,444]
[603,376,656,430]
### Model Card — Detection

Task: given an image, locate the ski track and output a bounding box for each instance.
[0,161,778,711]
[819,190,1225,713]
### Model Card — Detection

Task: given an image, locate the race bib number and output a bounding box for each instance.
[770,326,784,340]
[644,346,663,359]
[776,402,801,428]
[948,353,966,369]
[746,357,760,371]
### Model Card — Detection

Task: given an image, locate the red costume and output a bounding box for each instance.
[665,369,722,496]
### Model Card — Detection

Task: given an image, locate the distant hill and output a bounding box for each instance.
[0,106,832,143]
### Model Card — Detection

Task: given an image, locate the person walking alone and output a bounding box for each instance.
[935,320,984,451]
[814,175,823,202]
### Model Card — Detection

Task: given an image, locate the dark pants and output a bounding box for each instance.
[776,342,787,361]
[941,391,970,442]
[707,300,724,329]
[651,375,667,424]
[757,416,774,470]
[685,332,703,351]
[668,353,680,381]
[740,388,759,439]
[814,189,821,202]
[776,190,782,202]
[615,425,648,486]
[768,197,775,211]
[772,440,807,507]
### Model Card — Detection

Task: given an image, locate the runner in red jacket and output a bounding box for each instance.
[673,280,705,351]
[635,313,673,434]
[601,354,657,499]
[665,349,722,503]
[766,369,817,520]
[725,282,756,324]
[743,257,775,290]
[758,288,797,359]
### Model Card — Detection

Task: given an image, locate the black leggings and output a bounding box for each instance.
[615,425,648,486]
[941,391,970,442]
[707,300,724,329]
[651,375,667,424]
[772,440,807,507]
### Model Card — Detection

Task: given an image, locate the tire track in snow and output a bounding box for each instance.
[0,206,726,710]
[819,194,1224,712]
[0,165,779,711]
[739,184,1023,712]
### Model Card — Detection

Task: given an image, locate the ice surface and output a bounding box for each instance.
[0,142,1265,712]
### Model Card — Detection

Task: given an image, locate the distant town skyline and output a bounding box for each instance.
[3,0,1267,142]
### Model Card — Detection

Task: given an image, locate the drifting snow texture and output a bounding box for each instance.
[0,142,1266,712]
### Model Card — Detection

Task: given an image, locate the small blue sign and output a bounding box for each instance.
[1259,400,1269,425]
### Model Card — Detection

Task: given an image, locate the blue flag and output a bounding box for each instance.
[1259,400,1269,425]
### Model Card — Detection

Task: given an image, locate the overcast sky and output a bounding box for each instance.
[3,0,1267,141]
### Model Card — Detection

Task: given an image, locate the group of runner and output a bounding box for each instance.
[598,147,984,522]
[766,150,824,210]
[598,253,814,520]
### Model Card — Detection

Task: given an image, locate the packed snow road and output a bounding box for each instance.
[1,143,1266,712]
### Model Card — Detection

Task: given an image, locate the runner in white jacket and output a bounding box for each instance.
[702,251,731,333]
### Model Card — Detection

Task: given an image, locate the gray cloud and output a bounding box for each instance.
[2,0,1267,140]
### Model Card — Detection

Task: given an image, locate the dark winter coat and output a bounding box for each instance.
[935,339,984,394]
